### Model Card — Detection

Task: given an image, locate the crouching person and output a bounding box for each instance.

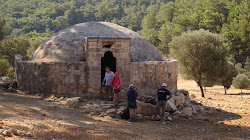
[155,83,172,122]
[126,84,139,122]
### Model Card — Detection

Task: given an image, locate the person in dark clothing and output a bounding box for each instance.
[126,84,139,122]
[155,83,172,122]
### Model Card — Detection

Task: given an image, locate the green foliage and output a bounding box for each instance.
[0,59,11,76]
[232,74,250,92]
[220,61,238,94]
[0,0,169,35]
[169,29,227,97]
[221,0,250,64]
[139,0,249,65]
[0,16,5,41]
[23,31,50,56]
[0,36,30,66]
[139,12,160,47]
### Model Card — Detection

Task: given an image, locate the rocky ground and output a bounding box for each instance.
[0,77,249,140]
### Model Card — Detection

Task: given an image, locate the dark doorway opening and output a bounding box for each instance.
[101,51,116,84]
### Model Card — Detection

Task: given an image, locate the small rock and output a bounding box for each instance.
[58,97,64,101]
[25,132,32,137]
[104,116,112,119]
[190,100,199,105]
[208,97,212,100]
[5,87,16,93]
[144,116,150,120]
[89,112,97,116]
[106,108,116,115]
[136,114,144,120]
[116,110,122,115]
[65,97,81,108]
[151,115,160,121]
[41,114,46,116]
[2,130,12,137]
[48,104,57,108]
[164,112,170,117]
[167,116,173,121]
[9,128,18,135]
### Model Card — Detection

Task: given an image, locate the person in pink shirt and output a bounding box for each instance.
[110,72,121,107]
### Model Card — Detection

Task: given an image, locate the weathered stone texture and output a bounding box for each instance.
[86,38,131,92]
[130,60,178,96]
[15,55,87,96]
[32,22,162,62]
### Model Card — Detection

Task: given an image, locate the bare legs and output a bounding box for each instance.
[129,108,136,121]
[155,106,165,121]
[113,93,120,106]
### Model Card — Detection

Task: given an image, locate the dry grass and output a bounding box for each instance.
[30,58,63,62]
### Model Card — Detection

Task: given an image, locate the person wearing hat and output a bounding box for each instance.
[126,84,139,122]
[155,83,172,122]
[110,72,121,107]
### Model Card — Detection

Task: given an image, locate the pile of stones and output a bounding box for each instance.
[0,126,32,139]
[44,89,218,121]
[0,77,17,93]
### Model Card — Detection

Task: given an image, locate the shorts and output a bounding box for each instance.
[114,89,120,94]
[105,86,113,93]
[128,101,137,109]
[156,100,166,108]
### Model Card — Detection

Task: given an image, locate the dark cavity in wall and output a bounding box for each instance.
[101,51,116,84]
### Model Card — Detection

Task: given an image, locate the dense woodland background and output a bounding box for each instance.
[0,0,249,76]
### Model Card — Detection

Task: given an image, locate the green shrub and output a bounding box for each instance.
[232,74,250,94]
[0,59,11,76]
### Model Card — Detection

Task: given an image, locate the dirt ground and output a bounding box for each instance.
[0,78,249,140]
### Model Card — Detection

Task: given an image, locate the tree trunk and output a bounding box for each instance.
[197,82,205,98]
[224,87,227,94]
[241,89,242,98]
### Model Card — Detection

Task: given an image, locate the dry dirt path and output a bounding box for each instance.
[0,78,249,140]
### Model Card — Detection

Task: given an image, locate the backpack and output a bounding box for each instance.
[120,107,130,120]
[146,98,157,105]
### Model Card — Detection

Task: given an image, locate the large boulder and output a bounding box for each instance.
[179,89,190,105]
[166,98,177,112]
[182,106,193,117]
[173,91,185,107]
[136,100,156,116]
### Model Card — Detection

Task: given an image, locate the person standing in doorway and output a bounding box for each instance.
[155,83,172,122]
[126,84,139,122]
[102,66,114,95]
[110,72,121,107]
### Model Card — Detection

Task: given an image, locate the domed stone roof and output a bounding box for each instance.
[32,22,162,62]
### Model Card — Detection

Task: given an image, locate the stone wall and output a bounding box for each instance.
[15,55,87,96]
[86,38,131,92]
[130,60,178,96]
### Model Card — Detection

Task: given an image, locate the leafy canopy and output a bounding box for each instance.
[232,74,250,90]
[169,29,227,97]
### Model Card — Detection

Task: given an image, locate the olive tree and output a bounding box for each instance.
[220,62,238,94]
[169,29,227,97]
[232,74,250,97]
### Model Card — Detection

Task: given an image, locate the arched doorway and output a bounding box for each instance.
[101,51,116,84]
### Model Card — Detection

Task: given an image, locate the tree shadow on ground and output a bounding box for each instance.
[0,90,249,139]
[227,92,250,96]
